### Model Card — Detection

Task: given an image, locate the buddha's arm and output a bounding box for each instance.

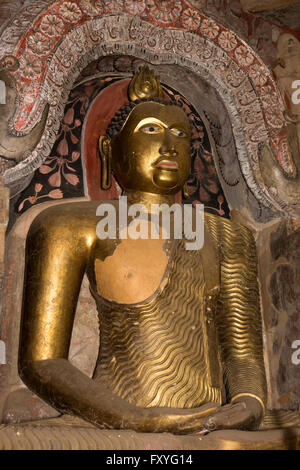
[19,206,218,433]
[204,218,267,431]
[218,220,267,407]
[19,208,144,429]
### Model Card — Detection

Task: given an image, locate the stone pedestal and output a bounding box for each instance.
[0,414,300,450]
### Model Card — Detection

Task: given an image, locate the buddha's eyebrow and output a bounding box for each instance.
[134,117,188,132]
[169,121,189,131]
[134,117,165,132]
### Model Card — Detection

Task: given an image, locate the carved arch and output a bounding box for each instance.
[0,2,294,214]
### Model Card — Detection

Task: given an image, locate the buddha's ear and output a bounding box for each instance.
[182,182,189,200]
[98,135,112,190]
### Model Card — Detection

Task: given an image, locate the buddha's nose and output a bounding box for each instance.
[159,131,178,156]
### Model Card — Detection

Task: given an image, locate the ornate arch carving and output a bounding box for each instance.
[0,1,294,214]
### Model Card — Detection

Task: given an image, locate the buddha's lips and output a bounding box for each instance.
[153,159,178,170]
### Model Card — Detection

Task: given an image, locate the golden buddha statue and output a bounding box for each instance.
[19,67,267,435]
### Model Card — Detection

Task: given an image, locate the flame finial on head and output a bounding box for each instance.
[128,65,163,101]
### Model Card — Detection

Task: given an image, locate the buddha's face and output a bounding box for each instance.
[111,101,191,194]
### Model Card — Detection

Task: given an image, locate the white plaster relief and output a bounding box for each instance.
[0,11,289,214]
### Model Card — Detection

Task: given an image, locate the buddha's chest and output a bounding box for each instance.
[94,236,170,304]
[92,221,219,305]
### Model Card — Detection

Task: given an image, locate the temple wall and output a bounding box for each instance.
[257,219,300,410]
[0,0,300,423]
[232,211,300,410]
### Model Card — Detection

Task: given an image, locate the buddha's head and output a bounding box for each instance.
[98,67,191,196]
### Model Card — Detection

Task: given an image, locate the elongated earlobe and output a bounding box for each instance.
[183,182,189,199]
[98,135,112,190]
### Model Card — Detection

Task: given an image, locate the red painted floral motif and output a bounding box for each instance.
[181,7,201,31]
[218,30,237,52]
[59,1,83,22]
[260,85,279,107]
[38,105,82,186]
[265,109,283,129]
[39,151,81,187]
[235,45,254,67]
[200,18,219,39]
[147,0,182,24]
[249,63,268,87]
[20,54,42,78]
[79,0,104,15]
[125,0,146,15]
[18,184,63,212]
[104,0,124,13]
[40,14,65,36]
[27,32,52,56]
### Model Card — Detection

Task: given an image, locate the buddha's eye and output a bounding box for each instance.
[140,124,162,134]
[170,128,187,137]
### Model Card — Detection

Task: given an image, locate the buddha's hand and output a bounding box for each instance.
[136,402,220,434]
[200,395,264,433]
